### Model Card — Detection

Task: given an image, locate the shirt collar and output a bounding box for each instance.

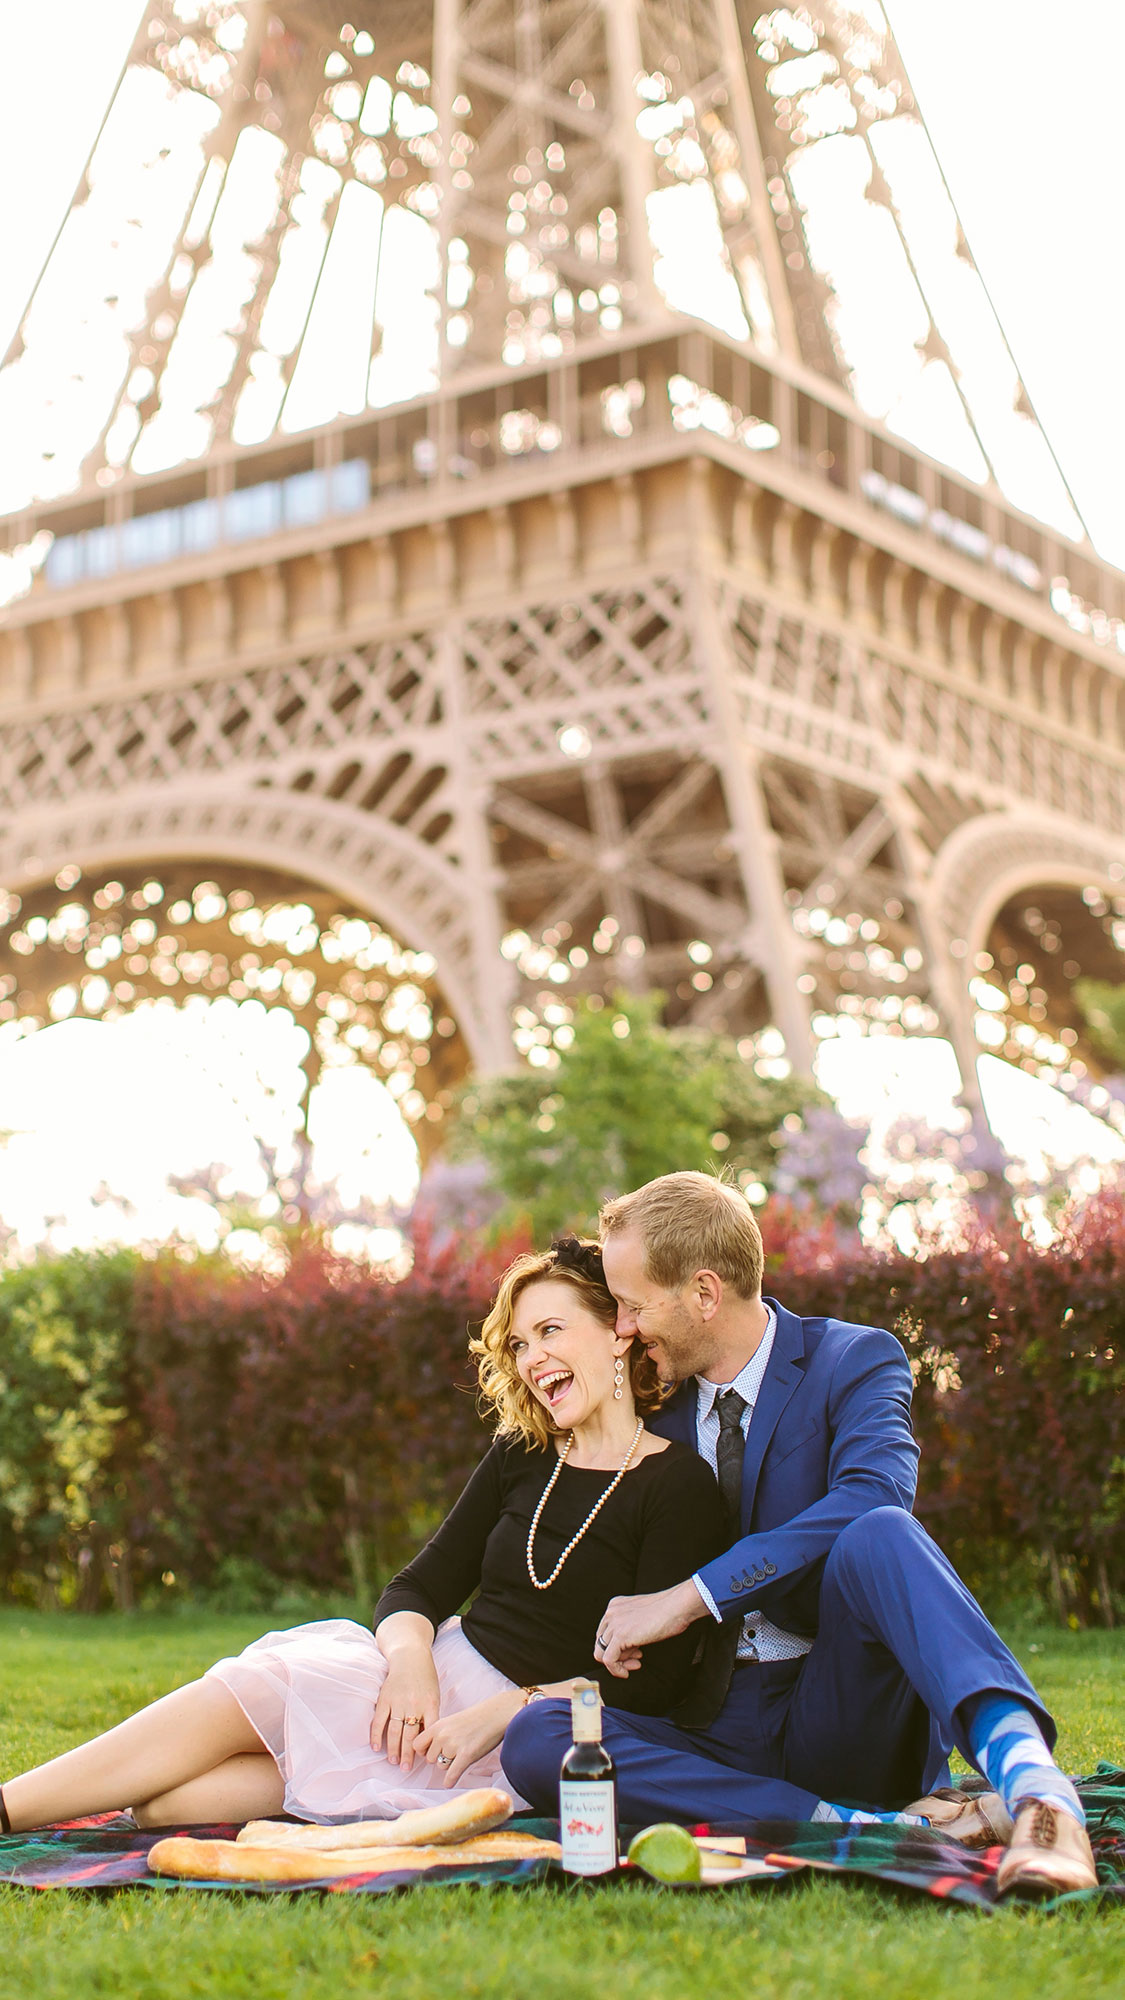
[694,1303,777,1421]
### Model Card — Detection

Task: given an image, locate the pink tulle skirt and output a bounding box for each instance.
[206,1616,530,1822]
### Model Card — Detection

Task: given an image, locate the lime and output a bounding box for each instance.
[626,1822,702,1884]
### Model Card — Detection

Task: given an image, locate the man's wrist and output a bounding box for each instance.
[691,1572,723,1624]
[675,1577,713,1627]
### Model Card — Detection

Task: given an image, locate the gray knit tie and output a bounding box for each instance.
[715,1389,748,1533]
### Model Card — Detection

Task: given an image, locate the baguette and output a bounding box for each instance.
[238,1786,513,1851]
[149,1830,560,1883]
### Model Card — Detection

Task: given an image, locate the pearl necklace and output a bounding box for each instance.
[526,1418,645,1590]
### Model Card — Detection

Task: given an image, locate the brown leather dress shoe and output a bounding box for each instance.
[905,1787,1013,1848]
[995,1799,1097,1896]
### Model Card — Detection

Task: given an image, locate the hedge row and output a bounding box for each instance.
[758,1200,1125,1625]
[0,1237,501,1616]
[0,1202,1122,1622]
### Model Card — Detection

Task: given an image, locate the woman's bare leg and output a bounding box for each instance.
[2,1679,270,1832]
[133,1752,285,1827]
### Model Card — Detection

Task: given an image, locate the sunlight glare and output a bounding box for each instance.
[0,1005,419,1260]
[646,182,749,340]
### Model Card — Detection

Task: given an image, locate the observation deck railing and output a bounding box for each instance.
[2,319,1121,664]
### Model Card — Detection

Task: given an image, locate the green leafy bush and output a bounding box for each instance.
[0,1250,140,1608]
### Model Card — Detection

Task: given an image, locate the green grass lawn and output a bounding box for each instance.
[0,1610,1122,1999]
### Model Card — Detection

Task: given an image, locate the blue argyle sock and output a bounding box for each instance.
[812,1802,926,1827]
[965,1693,1084,1826]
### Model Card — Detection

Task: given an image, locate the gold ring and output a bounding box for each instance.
[403,1715,423,1726]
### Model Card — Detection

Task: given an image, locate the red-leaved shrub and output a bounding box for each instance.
[1,1204,1122,1622]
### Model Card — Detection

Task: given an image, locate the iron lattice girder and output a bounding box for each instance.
[0,541,999,1054]
[490,772,748,940]
[0,6,1121,1102]
[19,549,1109,832]
[2,523,1124,1069]
[0,0,1090,542]
[1,297,1123,1082]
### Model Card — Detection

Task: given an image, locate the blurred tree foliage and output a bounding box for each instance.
[1076,979,1125,1068]
[449,991,824,1238]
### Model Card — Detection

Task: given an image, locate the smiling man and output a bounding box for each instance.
[501,1171,1097,1895]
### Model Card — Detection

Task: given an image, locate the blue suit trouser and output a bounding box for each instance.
[501,1508,1051,1822]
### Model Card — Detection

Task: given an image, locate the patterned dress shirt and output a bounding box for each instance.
[690,1308,813,1663]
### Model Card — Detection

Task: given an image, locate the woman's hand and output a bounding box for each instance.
[414,1691,519,1788]
[371,1613,441,1771]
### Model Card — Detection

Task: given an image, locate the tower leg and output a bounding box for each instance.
[440,624,517,1072]
[601,0,661,316]
[887,794,983,1112]
[690,574,815,1073]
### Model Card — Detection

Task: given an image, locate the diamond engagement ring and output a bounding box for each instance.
[436,1752,452,1765]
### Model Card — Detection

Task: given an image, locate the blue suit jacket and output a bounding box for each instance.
[648,1297,919,1639]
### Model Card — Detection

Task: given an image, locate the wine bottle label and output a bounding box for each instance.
[559,1779,618,1875]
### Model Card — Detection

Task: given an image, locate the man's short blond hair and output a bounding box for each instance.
[600,1171,764,1299]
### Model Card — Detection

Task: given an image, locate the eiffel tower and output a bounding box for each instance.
[1,0,1123,1154]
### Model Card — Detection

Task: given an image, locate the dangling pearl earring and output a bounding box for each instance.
[613,1353,625,1400]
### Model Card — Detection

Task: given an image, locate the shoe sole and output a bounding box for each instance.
[997,1868,1096,1898]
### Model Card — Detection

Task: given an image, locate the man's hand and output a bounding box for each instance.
[593,1579,711,1677]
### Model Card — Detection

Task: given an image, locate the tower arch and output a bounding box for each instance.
[933,813,1125,966]
[932,812,1125,1083]
[0,778,512,1078]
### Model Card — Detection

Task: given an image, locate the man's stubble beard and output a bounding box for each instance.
[655,1298,718,1385]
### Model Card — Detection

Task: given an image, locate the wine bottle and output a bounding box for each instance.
[559,1678,618,1876]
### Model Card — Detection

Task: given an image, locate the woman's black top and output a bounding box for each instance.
[372,1434,725,1715]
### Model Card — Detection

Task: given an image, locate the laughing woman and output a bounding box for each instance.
[0,1239,723,1832]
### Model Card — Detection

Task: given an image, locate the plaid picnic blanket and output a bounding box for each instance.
[698,1762,1125,1911]
[2,1767,1123,1911]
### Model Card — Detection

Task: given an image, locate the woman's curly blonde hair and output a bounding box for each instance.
[469,1236,665,1450]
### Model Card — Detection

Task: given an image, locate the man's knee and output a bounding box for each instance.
[827,1505,923,1582]
[500,1697,569,1808]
